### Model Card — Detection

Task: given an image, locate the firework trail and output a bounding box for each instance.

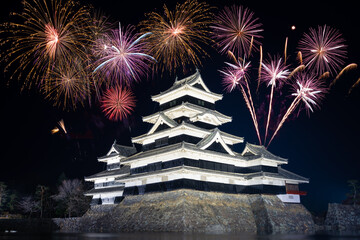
[261,56,290,143]
[319,72,330,81]
[219,59,262,144]
[284,37,288,65]
[349,77,360,95]
[93,23,155,87]
[288,65,305,79]
[297,51,303,65]
[298,25,347,75]
[140,0,213,74]
[330,63,357,87]
[101,86,136,121]
[0,0,91,90]
[51,119,67,134]
[43,58,91,110]
[212,5,263,58]
[248,36,254,56]
[257,45,263,92]
[267,72,326,146]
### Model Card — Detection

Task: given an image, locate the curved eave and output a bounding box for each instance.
[152,84,223,104]
[142,103,232,125]
[249,172,309,184]
[131,123,243,145]
[122,142,285,167]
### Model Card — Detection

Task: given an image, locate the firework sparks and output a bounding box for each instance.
[267,72,326,146]
[51,119,67,134]
[349,77,360,95]
[220,59,262,144]
[298,25,347,75]
[93,23,155,87]
[43,58,91,110]
[330,63,357,87]
[261,56,290,143]
[101,86,136,121]
[0,0,91,89]
[211,5,263,58]
[140,0,213,74]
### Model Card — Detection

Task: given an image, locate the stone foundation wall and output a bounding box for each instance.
[325,203,360,233]
[55,189,314,234]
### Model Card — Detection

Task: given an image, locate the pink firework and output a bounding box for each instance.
[290,73,326,114]
[298,25,347,75]
[219,58,261,145]
[220,59,251,92]
[93,23,155,87]
[101,86,136,121]
[261,56,290,143]
[219,67,242,93]
[211,5,263,57]
[267,72,327,146]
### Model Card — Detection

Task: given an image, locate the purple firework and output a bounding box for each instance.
[211,5,263,57]
[220,58,251,92]
[93,23,156,86]
[267,72,327,146]
[298,25,347,75]
[261,55,290,143]
[290,72,327,113]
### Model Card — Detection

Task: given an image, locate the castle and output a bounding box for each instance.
[85,70,308,205]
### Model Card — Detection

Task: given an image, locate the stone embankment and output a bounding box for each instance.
[325,203,360,233]
[55,189,315,234]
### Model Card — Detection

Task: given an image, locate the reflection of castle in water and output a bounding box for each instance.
[85,70,308,205]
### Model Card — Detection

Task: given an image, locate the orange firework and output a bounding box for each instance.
[0,0,91,90]
[139,0,213,74]
[42,58,92,111]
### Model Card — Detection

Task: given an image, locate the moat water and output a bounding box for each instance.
[1,232,360,240]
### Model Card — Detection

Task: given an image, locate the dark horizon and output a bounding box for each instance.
[0,0,359,214]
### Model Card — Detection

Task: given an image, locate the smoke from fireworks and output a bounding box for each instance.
[298,25,347,75]
[139,0,213,74]
[0,0,91,89]
[211,5,263,58]
[93,23,155,87]
[101,86,136,121]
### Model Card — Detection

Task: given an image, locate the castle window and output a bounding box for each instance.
[169,100,177,107]
[155,137,169,147]
[197,99,205,106]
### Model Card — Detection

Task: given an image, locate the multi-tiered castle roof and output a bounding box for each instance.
[85,71,308,205]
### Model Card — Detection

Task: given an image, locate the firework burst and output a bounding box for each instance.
[267,72,327,146]
[101,86,136,121]
[42,58,92,111]
[298,25,347,75]
[220,58,262,144]
[0,0,91,89]
[261,56,290,143]
[139,0,213,74]
[211,5,263,57]
[221,58,251,91]
[93,23,155,87]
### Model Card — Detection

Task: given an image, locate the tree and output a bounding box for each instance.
[0,182,7,213]
[53,179,90,217]
[18,196,40,218]
[35,185,50,218]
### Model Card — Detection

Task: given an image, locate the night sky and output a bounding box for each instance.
[0,0,359,213]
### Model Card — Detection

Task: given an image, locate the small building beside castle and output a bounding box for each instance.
[85,70,308,205]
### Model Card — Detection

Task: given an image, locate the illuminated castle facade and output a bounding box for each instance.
[85,71,308,205]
